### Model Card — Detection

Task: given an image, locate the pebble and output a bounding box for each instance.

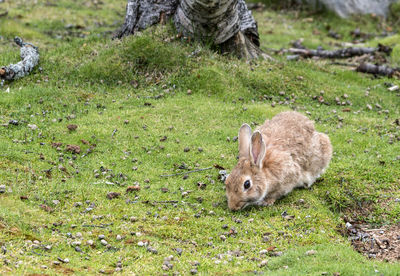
[116,235,122,241]
[74,202,82,207]
[87,240,94,246]
[130,216,138,222]
[76,232,82,238]
[305,250,317,256]
[366,104,372,110]
[190,269,198,274]
[176,248,183,255]
[28,124,38,130]
[258,260,268,267]
[138,241,145,247]
[147,246,158,254]
[100,240,108,246]
[220,235,227,241]
[0,185,6,193]
[72,241,81,246]
[75,246,82,252]
[98,234,105,240]
[53,261,61,265]
[260,249,268,255]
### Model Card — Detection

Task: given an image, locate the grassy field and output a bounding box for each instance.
[1,0,400,274]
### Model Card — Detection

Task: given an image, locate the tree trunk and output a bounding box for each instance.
[115,0,270,60]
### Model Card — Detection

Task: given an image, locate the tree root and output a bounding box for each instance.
[220,31,273,60]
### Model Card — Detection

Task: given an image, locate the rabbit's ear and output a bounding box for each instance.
[250,131,266,168]
[238,124,252,158]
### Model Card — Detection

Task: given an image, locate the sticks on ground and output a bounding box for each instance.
[356,63,399,78]
[0,37,39,83]
[288,44,391,59]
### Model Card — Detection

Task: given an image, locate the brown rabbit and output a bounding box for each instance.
[225,111,332,211]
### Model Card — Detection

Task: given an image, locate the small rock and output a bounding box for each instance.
[28,124,38,130]
[52,200,60,205]
[9,120,19,126]
[198,147,203,152]
[184,147,190,152]
[116,235,122,241]
[258,260,268,267]
[220,235,227,241]
[190,269,198,274]
[366,104,372,110]
[305,250,317,256]
[98,234,105,240]
[0,185,6,193]
[75,246,82,252]
[72,241,81,246]
[87,240,94,246]
[130,216,138,222]
[176,248,183,255]
[74,202,82,207]
[53,261,61,265]
[147,246,158,254]
[100,240,108,246]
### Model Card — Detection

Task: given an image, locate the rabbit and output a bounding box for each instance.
[225,111,332,211]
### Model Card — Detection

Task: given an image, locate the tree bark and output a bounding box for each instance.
[0,37,39,84]
[115,0,270,60]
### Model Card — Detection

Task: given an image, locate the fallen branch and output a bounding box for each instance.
[356,63,399,77]
[0,37,39,83]
[288,44,391,59]
[160,167,212,177]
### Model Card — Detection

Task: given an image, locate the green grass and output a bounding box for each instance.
[1,0,400,274]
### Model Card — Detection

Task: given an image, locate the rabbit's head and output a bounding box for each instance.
[225,124,269,211]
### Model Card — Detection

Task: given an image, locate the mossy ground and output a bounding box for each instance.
[1,0,400,274]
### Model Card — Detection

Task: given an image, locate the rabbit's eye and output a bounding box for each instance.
[244,180,251,190]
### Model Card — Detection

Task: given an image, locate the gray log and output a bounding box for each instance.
[0,37,39,82]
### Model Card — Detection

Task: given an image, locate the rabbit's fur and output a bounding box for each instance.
[225,111,332,211]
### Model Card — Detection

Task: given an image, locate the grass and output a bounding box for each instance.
[1,0,400,274]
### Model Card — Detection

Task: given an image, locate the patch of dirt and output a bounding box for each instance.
[345,222,400,262]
